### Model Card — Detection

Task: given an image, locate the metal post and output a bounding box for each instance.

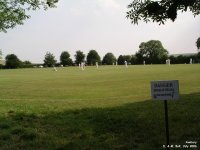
[164,100,170,150]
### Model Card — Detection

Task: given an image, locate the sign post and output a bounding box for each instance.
[151,80,179,150]
[164,100,169,150]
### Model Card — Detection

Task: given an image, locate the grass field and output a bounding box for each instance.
[0,65,199,149]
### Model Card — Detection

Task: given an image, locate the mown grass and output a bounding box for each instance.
[0,64,199,149]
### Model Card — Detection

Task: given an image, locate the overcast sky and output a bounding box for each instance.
[0,0,200,63]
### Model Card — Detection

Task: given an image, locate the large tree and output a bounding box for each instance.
[74,50,85,65]
[126,0,200,24]
[196,52,200,63]
[5,54,21,69]
[123,55,132,63]
[130,55,137,64]
[137,40,168,64]
[60,51,73,66]
[117,55,125,65]
[102,53,116,65]
[117,55,132,65]
[135,52,144,64]
[196,37,200,50]
[43,52,56,67]
[86,50,101,65]
[0,0,58,32]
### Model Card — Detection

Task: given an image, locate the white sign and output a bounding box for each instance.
[151,80,179,100]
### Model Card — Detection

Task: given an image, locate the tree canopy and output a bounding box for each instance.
[117,55,132,65]
[43,52,56,67]
[196,37,200,50]
[137,40,168,64]
[60,51,73,66]
[75,50,85,65]
[86,50,101,65]
[5,54,21,68]
[126,0,200,24]
[20,60,33,68]
[117,55,125,65]
[102,53,116,65]
[0,0,58,32]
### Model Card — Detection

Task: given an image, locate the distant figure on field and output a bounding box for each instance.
[190,58,193,64]
[81,62,85,70]
[96,62,98,68]
[125,61,128,68]
[166,59,170,65]
[143,60,145,65]
[53,66,57,71]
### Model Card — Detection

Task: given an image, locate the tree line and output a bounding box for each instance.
[1,1,199,69]
[1,39,200,69]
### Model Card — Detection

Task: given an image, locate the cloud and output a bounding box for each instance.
[97,0,121,10]
[69,8,85,16]
[67,0,121,17]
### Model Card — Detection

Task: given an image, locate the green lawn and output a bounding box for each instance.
[0,65,199,149]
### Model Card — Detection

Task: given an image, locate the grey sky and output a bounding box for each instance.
[0,0,200,63]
